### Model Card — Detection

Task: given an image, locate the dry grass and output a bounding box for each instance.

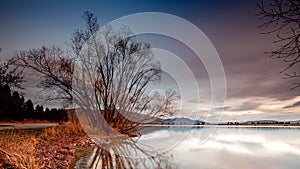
[0,122,87,168]
[0,130,42,169]
[40,122,85,139]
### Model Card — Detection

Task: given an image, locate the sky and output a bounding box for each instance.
[0,0,299,122]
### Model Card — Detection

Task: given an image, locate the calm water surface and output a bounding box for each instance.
[76,126,300,169]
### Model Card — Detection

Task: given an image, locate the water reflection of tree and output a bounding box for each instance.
[80,138,176,169]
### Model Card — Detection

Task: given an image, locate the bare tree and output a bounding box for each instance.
[257,0,300,89]
[16,11,178,136]
[17,46,74,103]
[0,48,24,88]
[72,22,178,136]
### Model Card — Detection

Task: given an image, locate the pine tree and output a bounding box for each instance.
[23,99,34,119]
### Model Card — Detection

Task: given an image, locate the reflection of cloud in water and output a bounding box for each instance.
[77,127,300,169]
[190,140,253,155]
[139,126,194,153]
[214,134,266,143]
[139,127,300,169]
[264,141,300,156]
[183,131,300,157]
[141,129,171,140]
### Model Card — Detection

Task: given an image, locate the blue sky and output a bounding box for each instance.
[0,0,299,121]
[0,0,255,50]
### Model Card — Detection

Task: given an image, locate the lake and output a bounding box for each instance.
[76,126,300,169]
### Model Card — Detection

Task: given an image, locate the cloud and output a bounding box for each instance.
[214,106,231,111]
[238,101,261,111]
[204,17,299,102]
[187,99,206,104]
[283,101,300,109]
[228,101,261,111]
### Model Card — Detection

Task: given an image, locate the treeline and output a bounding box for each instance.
[0,84,68,122]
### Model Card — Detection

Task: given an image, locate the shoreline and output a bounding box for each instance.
[0,123,58,131]
[142,124,300,128]
[1,122,300,130]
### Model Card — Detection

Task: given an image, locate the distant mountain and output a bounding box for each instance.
[164,117,194,124]
[147,117,300,125]
[155,117,205,125]
[288,120,300,124]
[239,119,300,125]
[241,120,280,125]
